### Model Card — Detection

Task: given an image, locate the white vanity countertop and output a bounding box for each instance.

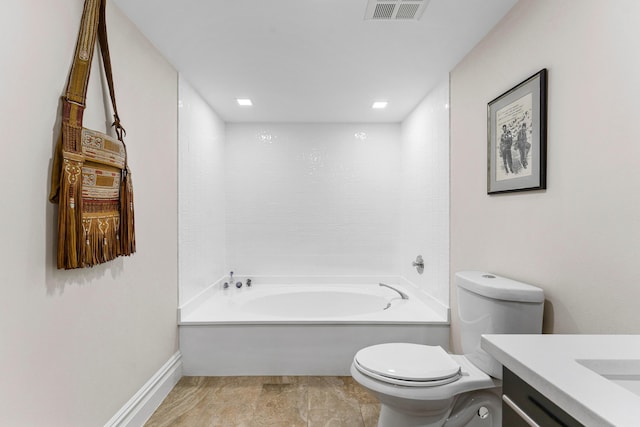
[481,334,640,427]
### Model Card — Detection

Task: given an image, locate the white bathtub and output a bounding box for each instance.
[179,277,449,375]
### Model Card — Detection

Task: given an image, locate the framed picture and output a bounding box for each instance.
[487,69,547,194]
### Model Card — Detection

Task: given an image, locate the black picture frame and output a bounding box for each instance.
[487,69,547,194]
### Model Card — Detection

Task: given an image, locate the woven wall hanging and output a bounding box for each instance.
[49,0,135,269]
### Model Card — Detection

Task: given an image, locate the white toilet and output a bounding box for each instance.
[350,271,544,427]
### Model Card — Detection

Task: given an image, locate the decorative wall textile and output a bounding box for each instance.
[49,0,135,269]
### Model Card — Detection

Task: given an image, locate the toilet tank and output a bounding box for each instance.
[456,271,544,379]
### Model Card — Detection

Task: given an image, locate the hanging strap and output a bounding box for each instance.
[97,0,126,141]
[64,0,100,108]
[64,0,125,144]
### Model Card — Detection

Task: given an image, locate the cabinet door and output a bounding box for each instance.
[502,368,583,427]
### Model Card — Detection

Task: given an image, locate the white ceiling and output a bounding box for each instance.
[113,0,518,123]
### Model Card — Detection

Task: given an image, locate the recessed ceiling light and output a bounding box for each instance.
[372,101,388,109]
[237,98,253,106]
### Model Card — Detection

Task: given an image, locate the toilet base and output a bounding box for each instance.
[376,390,501,427]
[378,403,450,427]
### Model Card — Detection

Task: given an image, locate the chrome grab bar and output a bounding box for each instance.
[379,283,409,300]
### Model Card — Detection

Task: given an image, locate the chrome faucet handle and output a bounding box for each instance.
[246,279,252,287]
[223,282,229,289]
[235,281,242,288]
[412,255,424,274]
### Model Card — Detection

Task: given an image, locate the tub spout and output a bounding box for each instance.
[379,283,409,300]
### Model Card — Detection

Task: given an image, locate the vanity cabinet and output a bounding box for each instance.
[502,368,583,427]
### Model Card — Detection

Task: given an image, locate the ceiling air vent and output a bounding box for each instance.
[365,0,430,21]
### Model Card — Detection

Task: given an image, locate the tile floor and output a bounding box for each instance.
[144,376,380,427]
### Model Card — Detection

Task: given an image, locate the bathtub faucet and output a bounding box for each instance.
[379,283,409,300]
[223,271,234,289]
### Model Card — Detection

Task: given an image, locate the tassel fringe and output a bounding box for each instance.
[119,168,136,256]
[56,154,136,269]
[57,155,84,269]
[81,215,121,266]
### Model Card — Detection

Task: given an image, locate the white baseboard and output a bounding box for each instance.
[105,351,183,427]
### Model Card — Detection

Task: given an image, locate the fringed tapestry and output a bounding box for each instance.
[49,0,135,269]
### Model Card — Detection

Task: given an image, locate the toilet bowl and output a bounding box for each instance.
[351,343,501,427]
[350,271,545,427]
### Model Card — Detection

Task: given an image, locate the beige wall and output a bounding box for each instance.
[0,1,178,425]
[450,0,640,351]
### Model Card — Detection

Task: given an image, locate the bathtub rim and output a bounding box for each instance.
[178,275,450,325]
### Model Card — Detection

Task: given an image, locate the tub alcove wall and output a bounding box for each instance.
[178,76,451,375]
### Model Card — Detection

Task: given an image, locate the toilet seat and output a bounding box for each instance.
[351,352,499,402]
[354,343,462,387]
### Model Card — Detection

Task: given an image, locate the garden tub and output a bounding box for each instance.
[179,278,449,375]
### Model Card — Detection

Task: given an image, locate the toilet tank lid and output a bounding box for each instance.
[455,271,544,303]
